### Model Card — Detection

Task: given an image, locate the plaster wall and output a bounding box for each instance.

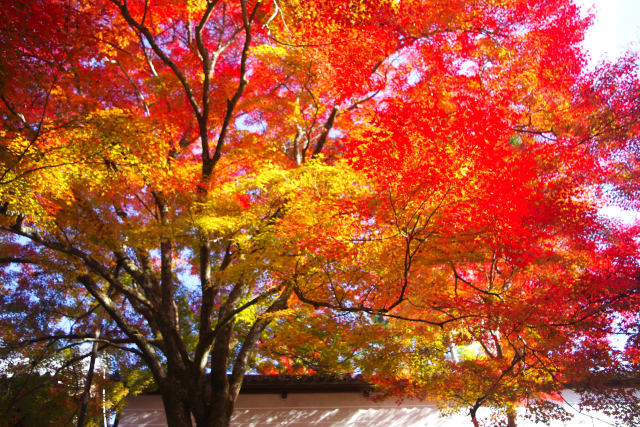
[119,391,615,426]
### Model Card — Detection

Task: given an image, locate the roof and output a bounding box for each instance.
[141,373,371,396]
[240,374,370,394]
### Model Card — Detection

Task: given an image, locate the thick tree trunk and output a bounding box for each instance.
[188,395,235,427]
[161,387,193,427]
[154,286,288,427]
[207,395,234,427]
[158,375,241,427]
[205,364,238,427]
[164,392,236,427]
[470,405,481,427]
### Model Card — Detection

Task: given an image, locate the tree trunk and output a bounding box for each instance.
[77,338,100,427]
[470,406,480,427]
[161,387,193,427]
[207,397,234,427]
[77,310,104,427]
[159,380,240,427]
[205,370,237,427]
[188,396,235,427]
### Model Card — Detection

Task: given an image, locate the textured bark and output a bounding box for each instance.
[470,405,481,427]
[77,337,100,427]
[161,383,193,427]
[77,309,106,427]
[506,409,517,427]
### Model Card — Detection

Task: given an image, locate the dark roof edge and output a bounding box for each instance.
[141,374,372,395]
[240,374,371,394]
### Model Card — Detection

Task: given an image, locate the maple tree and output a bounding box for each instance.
[1,0,640,426]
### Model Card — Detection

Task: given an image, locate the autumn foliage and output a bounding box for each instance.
[1,0,640,426]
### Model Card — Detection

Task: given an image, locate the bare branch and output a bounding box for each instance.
[207,0,261,178]
[78,274,166,380]
[229,286,293,399]
[311,105,339,159]
[0,256,36,264]
[112,0,203,120]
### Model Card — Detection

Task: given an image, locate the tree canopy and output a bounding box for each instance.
[1,0,639,426]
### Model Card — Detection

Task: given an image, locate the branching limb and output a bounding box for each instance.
[207,0,261,178]
[112,0,203,121]
[229,285,293,399]
[292,283,474,328]
[78,274,166,380]
[311,105,338,159]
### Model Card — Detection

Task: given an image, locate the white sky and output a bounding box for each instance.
[574,0,640,224]
[575,0,640,66]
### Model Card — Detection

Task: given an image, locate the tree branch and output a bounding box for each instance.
[311,105,338,159]
[112,0,203,121]
[207,0,261,179]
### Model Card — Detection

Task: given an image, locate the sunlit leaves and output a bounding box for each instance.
[1,0,640,425]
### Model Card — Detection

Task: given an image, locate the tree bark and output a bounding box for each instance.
[207,393,234,427]
[470,405,481,427]
[77,337,100,426]
[77,310,104,427]
[159,379,237,427]
[161,384,193,427]
[506,408,517,427]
